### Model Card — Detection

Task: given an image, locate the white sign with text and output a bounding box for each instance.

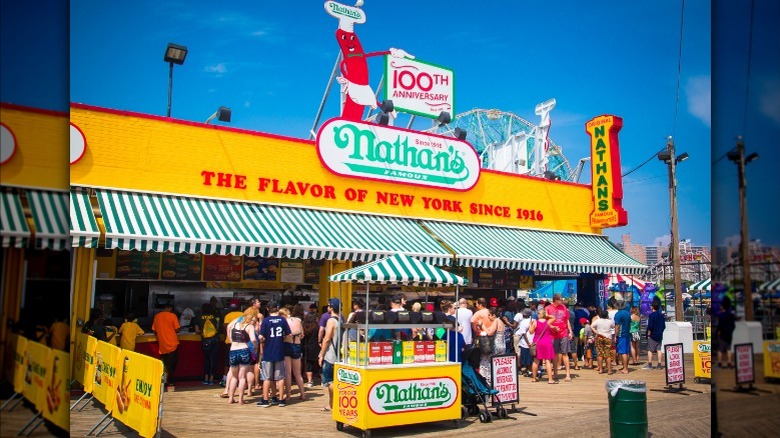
[735,343,755,385]
[490,354,518,404]
[383,57,454,118]
[664,343,685,385]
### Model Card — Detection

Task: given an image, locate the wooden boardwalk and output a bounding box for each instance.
[3,355,721,437]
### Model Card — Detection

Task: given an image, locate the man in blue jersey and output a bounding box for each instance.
[257,301,291,407]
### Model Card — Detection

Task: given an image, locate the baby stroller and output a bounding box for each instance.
[460,345,508,423]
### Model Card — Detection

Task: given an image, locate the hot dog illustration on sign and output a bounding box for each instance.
[325,1,413,121]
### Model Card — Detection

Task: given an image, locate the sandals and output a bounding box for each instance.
[219,393,229,399]
[564,377,572,382]
[548,381,559,384]
[321,407,331,412]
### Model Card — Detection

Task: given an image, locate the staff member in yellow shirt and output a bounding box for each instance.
[118,313,145,351]
[48,317,70,351]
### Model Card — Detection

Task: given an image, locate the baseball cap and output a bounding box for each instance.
[229,298,240,308]
[328,298,341,312]
[522,308,533,317]
[506,296,516,301]
[579,317,589,324]
[489,297,499,307]
[266,300,280,310]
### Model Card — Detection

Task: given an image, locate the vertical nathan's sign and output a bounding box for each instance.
[586,115,627,228]
[384,57,454,118]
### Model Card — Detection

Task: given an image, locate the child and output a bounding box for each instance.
[580,317,595,369]
[118,313,145,352]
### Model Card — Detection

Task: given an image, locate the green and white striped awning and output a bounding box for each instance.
[70,190,100,248]
[95,190,453,265]
[1,191,30,248]
[688,278,712,291]
[329,253,468,285]
[422,221,646,275]
[26,190,68,250]
[759,279,780,291]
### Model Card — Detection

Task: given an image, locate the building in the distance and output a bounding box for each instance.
[617,234,647,265]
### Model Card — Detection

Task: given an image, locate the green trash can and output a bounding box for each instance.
[606,380,647,438]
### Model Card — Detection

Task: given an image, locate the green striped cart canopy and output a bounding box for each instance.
[94,189,453,265]
[758,278,780,292]
[688,278,712,291]
[1,191,30,248]
[423,220,646,275]
[329,253,468,286]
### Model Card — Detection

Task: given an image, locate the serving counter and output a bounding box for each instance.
[134,333,225,380]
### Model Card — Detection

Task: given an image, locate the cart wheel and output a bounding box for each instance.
[362,430,371,438]
[468,404,479,416]
[694,378,699,384]
[479,411,491,423]
[497,407,508,419]
[335,422,343,431]
[461,406,469,419]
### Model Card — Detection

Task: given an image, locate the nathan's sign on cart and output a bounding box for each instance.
[664,343,685,385]
[692,341,711,381]
[384,57,454,118]
[490,354,518,405]
[763,341,780,380]
[316,118,480,191]
[368,376,458,414]
[734,343,755,385]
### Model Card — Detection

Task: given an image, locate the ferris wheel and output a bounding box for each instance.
[424,107,577,182]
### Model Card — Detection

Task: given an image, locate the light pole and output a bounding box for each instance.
[727,136,759,320]
[658,137,689,322]
[164,43,188,118]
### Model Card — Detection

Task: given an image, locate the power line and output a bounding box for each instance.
[741,0,755,136]
[622,147,667,177]
[672,0,686,140]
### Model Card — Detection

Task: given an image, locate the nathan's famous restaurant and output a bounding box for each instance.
[2,92,644,379]
[0,104,71,376]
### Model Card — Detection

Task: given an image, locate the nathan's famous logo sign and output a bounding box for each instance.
[368,377,456,414]
[337,367,362,385]
[317,119,480,190]
[586,115,627,228]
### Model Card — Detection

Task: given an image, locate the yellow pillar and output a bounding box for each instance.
[70,246,95,372]
[0,248,25,378]
[321,260,352,312]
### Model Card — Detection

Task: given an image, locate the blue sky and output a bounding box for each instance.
[6,1,777,247]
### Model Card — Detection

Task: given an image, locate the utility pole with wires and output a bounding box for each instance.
[727,136,759,320]
[658,137,689,322]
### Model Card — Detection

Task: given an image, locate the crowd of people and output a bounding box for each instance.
[81,289,740,411]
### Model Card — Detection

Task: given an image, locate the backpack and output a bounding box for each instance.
[202,316,218,339]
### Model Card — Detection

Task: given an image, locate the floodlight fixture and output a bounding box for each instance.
[436,111,451,127]
[164,43,188,65]
[454,127,467,141]
[205,106,232,124]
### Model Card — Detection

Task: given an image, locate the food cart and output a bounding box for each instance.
[328,253,467,438]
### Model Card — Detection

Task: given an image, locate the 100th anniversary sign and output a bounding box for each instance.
[317,118,480,191]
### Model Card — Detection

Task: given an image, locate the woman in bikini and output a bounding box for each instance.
[225,308,258,404]
[280,306,307,403]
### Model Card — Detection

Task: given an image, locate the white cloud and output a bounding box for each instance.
[686,75,711,127]
[760,80,780,125]
[204,63,228,76]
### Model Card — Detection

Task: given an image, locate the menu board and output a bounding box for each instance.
[202,255,243,281]
[280,260,304,283]
[115,250,160,279]
[303,260,322,284]
[477,269,493,288]
[242,256,278,281]
[160,253,203,281]
[505,271,520,289]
